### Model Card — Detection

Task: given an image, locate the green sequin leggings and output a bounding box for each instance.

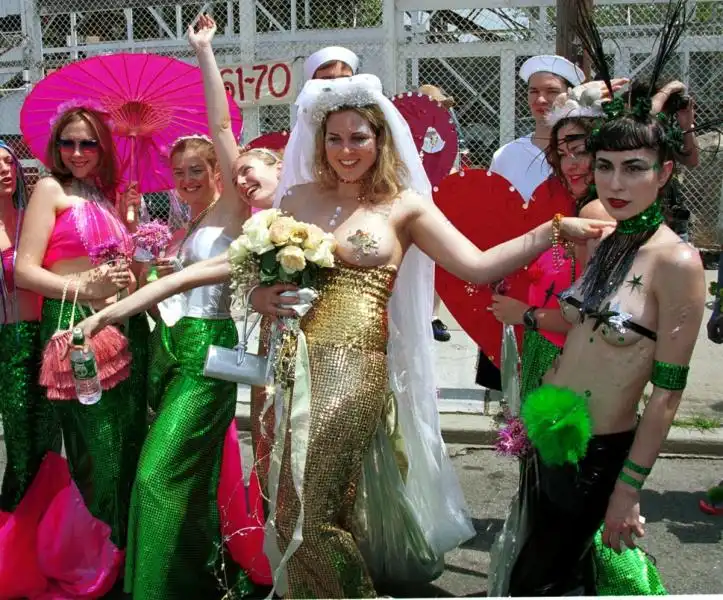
[124,317,255,600]
[39,298,149,547]
[0,320,62,511]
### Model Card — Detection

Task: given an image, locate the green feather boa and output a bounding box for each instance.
[521,385,593,467]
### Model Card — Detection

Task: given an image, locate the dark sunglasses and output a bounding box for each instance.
[57,138,100,153]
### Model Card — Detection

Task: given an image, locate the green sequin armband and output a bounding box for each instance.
[651,360,689,391]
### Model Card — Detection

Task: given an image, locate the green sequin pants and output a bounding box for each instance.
[124,317,255,600]
[0,321,62,511]
[39,298,149,547]
[520,330,667,595]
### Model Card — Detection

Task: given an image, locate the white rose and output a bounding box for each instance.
[277,245,307,274]
[244,223,274,255]
[228,235,251,262]
[304,239,335,268]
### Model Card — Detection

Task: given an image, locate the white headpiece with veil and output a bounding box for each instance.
[273,74,474,556]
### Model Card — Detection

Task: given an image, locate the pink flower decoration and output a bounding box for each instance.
[495,416,531,459]
[89,240,123,265]
[50,98,113,129]
[132,221,172,258]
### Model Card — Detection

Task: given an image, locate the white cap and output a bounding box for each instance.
[519,55,585,87]
[303,46,360,81]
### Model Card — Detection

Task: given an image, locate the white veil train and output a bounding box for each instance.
[271,74,475,573]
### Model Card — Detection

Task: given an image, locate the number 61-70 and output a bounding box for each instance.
[221,63,292,103]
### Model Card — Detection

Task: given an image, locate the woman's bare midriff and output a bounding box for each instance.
[50,256,137,311]
[543,321,655,435]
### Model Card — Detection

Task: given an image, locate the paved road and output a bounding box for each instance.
[1,440,721,597]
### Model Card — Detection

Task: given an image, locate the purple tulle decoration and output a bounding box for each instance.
[89,240,123,265]
[132,221,172,258]
[495,416,531,459]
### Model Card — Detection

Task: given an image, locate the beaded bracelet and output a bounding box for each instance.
[618,471,644,491]
[624,458,652,476]
[551,213,564,269]
[651,360,689,391]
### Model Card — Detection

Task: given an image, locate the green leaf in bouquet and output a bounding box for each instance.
[301,263,320,289]
[260,249,278,272]
[259,270,278,285]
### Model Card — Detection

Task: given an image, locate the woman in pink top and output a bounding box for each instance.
[0,140,62,511]
[14,105,149,554]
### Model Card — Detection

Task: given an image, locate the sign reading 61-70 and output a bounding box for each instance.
[220,60,299,107]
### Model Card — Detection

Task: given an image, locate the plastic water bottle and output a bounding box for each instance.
[70,327,102,405]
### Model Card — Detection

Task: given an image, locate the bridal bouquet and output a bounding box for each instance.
[204,208,338,390]
[228,208,337,292]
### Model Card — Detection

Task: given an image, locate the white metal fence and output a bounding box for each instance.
[0,0,721,245]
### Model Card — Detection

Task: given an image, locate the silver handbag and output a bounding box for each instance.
[203,289,267,386]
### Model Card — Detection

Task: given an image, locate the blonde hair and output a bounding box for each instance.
[169,136,217,170]
[47,107,117,197]
[233,147,282,180]
[313,104,407,204]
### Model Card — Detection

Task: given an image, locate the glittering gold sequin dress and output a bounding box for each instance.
[254,262,396,599]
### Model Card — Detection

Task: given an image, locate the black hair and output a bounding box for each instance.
[587,114,672,164]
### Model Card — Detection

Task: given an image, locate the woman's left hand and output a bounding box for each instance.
[489,294,527,325]
[601,483,645,553]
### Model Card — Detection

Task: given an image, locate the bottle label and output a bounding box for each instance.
[71,357,98,380]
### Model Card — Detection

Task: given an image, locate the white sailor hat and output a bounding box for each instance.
[303,46,360,81]
[519,55,585,87]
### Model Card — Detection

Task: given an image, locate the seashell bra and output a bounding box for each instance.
[558,289,657,347]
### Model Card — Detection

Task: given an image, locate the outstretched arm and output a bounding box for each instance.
[406,193,608,285]
[78,252,230,335]
[189,14,238,193]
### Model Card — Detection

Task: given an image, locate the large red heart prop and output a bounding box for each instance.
[434,169,574,367]
[392,92,458,187]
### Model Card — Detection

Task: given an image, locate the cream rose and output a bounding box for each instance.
[289,223,308,246]
[304,239,335,268]
[269,216,297,246]
[243,208,280,233]
[277,245,307,274]
[303,224,327,251]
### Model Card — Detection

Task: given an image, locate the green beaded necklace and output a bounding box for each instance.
[616,198,664,235]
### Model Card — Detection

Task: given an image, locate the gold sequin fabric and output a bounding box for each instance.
[266,263,397,599]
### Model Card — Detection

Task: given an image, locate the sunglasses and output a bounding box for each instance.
[57,139,100,154]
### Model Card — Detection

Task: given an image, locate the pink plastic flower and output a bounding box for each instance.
[495,416,531,459]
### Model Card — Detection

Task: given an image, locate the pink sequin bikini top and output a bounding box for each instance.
[1,246,14,291]
[42,207,86,268]
[42,198,133,269]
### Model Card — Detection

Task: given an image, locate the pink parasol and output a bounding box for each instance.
[20,53,243,198]
[392,92,458,187]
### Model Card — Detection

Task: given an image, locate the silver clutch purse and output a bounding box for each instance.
[203,287,267,386]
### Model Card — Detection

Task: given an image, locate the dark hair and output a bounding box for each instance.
[546,116,597,213]
[47,107,117,198]
[587,114,672,164]
[628,78,690,116]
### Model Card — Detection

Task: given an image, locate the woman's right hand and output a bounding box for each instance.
[74,313,105,340]
[250,283,299,318]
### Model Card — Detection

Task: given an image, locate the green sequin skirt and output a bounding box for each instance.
[519,330,667,595]
[520,330,561,402]
[39,298,149,547]
[124,316,255,600]
[0,320,62,511]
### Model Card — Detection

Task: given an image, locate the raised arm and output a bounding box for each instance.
[602,244,705,551]
[15,177,127,301]
[77,251,231,337]
[188,14,238,194]
[405,193,608,285]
